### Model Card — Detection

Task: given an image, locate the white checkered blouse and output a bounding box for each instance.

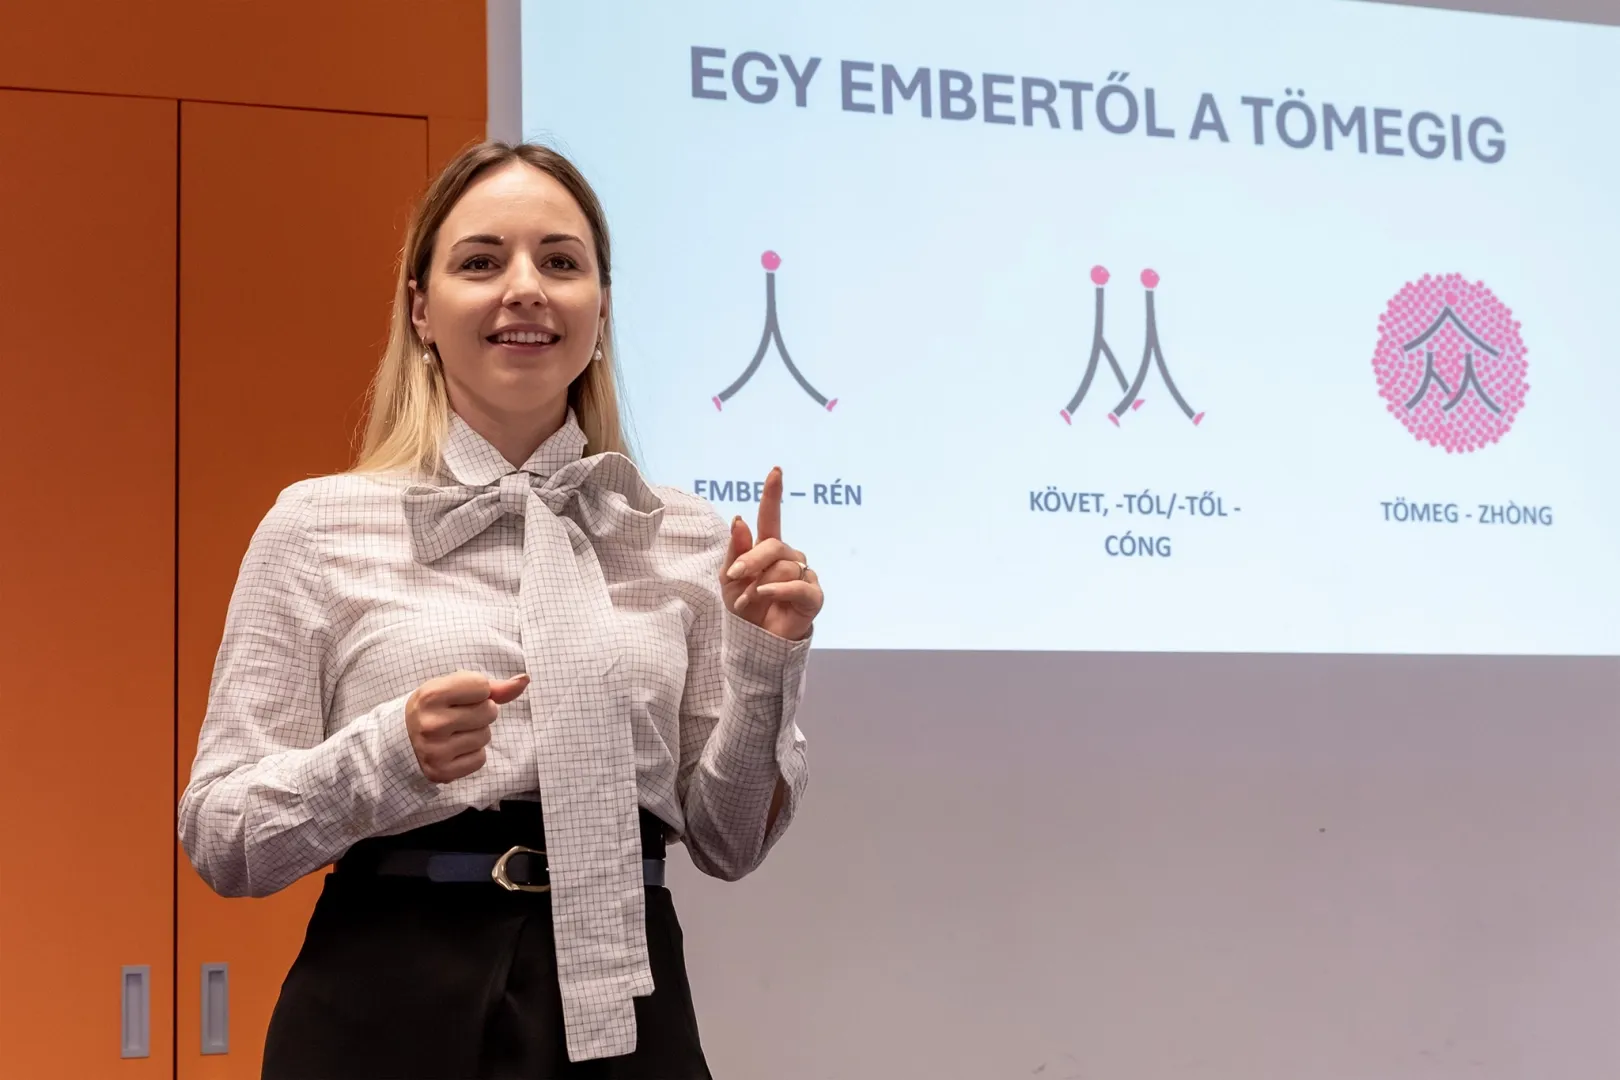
[177,410,811,1062]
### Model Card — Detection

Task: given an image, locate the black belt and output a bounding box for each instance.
[368,847,666,892]
[335,803,669,892]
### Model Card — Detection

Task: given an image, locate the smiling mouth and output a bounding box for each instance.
[488,330,561,347]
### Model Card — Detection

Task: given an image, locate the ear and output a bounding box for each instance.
[409,279,431,344]
[598,284,611,325]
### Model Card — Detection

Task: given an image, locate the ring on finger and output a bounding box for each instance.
[797,561,809,581]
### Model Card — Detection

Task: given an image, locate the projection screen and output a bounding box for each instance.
[494,1,1619,1075]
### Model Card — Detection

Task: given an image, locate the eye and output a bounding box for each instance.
[460,254,497,271]
[544,254,580,271]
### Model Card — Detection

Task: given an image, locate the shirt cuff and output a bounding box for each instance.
[375,695,444,804]
[276,694,442,834]
[712,610,812,772]
[720,608,812,687]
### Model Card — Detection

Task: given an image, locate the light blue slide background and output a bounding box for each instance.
[520,0,1620,654]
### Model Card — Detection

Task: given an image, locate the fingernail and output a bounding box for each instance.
[726,562,746,579]
[732,515,745,528]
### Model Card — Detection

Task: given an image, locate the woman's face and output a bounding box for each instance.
[411,161,607,433]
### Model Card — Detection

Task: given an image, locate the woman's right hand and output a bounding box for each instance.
[405,671,530,783]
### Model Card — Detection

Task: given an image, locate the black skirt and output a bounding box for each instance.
[261,802,712,1080]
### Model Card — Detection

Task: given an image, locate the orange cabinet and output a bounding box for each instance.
[174,101,428,1079]
[0,4,484,1072]
[0,88,179,1080]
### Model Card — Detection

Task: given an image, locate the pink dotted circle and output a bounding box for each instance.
[1140,268,1160,290]
[1371,274,1529,453]
[761,250,781,272]
[1090,265,1110,286]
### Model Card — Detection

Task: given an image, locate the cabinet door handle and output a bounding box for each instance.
[120,965,150,1058]
[202,963,230,1054]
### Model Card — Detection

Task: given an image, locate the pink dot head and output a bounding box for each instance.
[761,250,782,272]
[1090,265,1110,286]
[1444,291,1458,306]
[1140,269,1160,289]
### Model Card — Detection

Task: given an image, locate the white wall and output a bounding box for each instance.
[492,2,1620,1075]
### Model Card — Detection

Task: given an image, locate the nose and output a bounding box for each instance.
[503,254,547,307]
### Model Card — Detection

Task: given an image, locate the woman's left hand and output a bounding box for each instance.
[722,467,823,641]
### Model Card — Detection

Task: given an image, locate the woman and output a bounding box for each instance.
[177,140,821,1079]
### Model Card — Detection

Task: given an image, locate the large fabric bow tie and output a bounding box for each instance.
[401,452,664,565]
[399,451,666,1061]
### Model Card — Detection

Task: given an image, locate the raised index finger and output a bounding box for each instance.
[756,466,783,542]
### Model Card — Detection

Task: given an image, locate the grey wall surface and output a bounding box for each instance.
[672,652,1620,1078]
[1363,0,1620,26]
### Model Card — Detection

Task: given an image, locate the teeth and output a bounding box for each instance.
[495,331,558,344]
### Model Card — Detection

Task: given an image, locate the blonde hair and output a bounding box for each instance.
[353,140,630,476]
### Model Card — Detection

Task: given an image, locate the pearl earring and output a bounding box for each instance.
[422,345,434,365]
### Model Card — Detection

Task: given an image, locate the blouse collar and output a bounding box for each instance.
[439,409,590,486]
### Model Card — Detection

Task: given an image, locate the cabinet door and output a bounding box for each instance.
[175,101,426,1079]
[0,89,177,1079]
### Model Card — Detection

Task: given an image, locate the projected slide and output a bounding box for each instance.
[519,0,1620,655]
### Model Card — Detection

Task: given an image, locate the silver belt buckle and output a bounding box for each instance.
[491,845,549,893]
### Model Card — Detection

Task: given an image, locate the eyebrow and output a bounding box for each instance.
[449,232,585,249]
[450,233,504,249]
